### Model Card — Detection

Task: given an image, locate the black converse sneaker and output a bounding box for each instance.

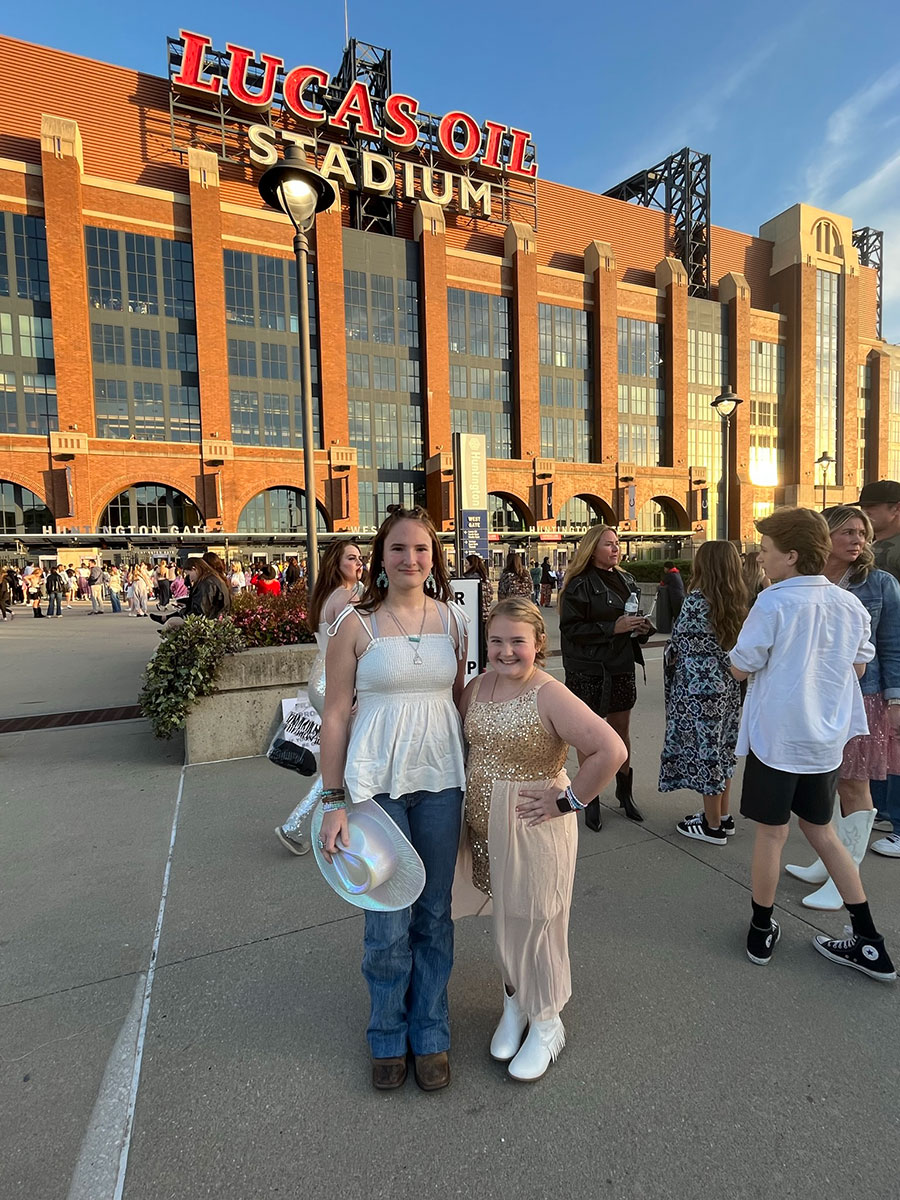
[720,814,736,836]
[812,933,897,982]
[747,919,781,965]
[676,813,727,845]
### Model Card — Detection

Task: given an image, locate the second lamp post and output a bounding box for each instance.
[711,387,743,541]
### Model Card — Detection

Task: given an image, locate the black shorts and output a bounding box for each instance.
[739,751,838,826]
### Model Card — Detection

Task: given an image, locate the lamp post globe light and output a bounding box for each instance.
[710,387,743,542]
[257,146,337,591]
[815,450,835,511]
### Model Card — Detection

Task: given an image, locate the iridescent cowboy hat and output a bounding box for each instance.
[311,800,426,912]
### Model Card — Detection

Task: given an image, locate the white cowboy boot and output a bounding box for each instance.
[507,1016,565,1081]
[489,989,528,1062]
[802,810,876,911]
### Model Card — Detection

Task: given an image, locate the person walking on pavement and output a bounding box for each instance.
[27,567,46,617]
[0,567,14,621]
[529,560,542,604]
[155,560,172,609]
[45,564,67,618]
[106,565,123,613]
[539,558,555,607]
[559,525,652,830]
[87,559,104,614]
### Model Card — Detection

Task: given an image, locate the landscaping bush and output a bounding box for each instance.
[624,558,693,584]
[139,616,246,739]
[229,585,316,648]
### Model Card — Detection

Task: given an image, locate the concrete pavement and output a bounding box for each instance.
[1,600,898,1199]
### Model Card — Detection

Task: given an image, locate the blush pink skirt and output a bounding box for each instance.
[841,694,900,781]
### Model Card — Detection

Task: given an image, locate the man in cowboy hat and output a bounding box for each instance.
[857,480,900,582]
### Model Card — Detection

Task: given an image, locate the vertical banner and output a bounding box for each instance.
[627,484,637,521]
[453,432,489,565]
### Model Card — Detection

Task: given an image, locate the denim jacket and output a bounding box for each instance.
[850,569,900,698]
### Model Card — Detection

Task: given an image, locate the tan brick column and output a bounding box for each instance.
[585,241,617,467]
[656,258,688,472]
[314,201,356,527]
[187,150,234,528]
[768,263,814,504]
[869,348,891,480]
[841,268,860,495]
[40,115,95,526]
[719,272,751,540]
[505,221,539,459]
[415,203,452,525]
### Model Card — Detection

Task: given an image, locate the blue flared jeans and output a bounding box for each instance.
[362,786,462,1058]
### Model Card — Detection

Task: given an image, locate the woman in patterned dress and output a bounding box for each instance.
[658,541,748,845]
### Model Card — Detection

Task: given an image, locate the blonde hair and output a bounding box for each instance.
[690,541,748,650]
[486,597,548,665]
[823,505,875,585]
[561,525,619,594]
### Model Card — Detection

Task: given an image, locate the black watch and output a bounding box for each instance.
[556,795,572,814]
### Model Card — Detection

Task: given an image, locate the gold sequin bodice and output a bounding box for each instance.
[464,682,569,894]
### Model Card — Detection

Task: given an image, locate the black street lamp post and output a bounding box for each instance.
[711,387,743,541]
[257,146,336,592]
[815,450,835,511]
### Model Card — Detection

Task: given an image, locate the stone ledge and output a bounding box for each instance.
[185,643,318,764]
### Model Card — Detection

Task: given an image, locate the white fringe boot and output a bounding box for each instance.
[802,810,876,911]
[490,989,528,1062]
[507,1016,565,1082]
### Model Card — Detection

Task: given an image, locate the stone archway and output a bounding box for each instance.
[556,493,615,529]
[488,491,533,533]
[237,487,329,533]
[636,495,689,533]
[0,479,52,534]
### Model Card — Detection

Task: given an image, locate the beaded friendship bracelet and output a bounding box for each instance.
[321,799,348,812]
[555,784,586,814]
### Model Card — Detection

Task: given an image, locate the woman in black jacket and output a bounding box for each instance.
[559,525,651,829]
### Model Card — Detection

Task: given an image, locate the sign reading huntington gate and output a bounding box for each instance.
[167,31,539,226]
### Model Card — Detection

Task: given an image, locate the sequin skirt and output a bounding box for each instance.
[841,694,900,781]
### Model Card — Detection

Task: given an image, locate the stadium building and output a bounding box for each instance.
[0,31,897,562]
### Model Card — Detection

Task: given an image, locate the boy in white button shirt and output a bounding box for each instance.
[730,507,895,982]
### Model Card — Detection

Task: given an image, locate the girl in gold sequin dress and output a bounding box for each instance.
[459,598,626,1081]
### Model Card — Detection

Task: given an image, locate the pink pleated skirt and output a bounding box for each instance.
[841,694,900,781]
[487,777,577,1022]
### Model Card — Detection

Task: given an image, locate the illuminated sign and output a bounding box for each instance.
[172,31,538,179]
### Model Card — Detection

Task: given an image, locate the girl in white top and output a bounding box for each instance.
[275,541,364,854]
[319,507,467,1092]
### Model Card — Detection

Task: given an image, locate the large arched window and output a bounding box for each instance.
[488,493,529,533]
[0,480,52,534]
[237,488,328,533]
[556,495,611,529]
[99,484,202,530]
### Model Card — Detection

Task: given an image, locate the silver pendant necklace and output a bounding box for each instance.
[383,600,429,665]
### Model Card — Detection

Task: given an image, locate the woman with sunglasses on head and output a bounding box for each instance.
[318,506,468,1094]
[275,539,364,854]
[785,505,900,906]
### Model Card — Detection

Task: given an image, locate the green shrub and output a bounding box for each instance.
[139,616,245,739]
[229,585,315,647]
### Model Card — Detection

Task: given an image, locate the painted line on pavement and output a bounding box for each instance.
[66,766,186,1200]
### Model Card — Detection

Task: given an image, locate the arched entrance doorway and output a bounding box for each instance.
[237,487,328,533]
[99,483,202,530]
[635,496,687,533]
[556,494,614,529]
[0,480,52,533]
[488,492,530,533]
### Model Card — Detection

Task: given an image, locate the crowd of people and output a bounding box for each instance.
[273,486,899,1098]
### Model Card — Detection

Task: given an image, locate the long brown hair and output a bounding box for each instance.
[823,505,875,586]
[307,539,361,628]
[355,506,451,613]
[185,557,220,584]
[689,541,748,650]
[561,525,619,594]
[503,552,529,578]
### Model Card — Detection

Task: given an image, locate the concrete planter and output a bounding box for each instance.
[184,643,318,765]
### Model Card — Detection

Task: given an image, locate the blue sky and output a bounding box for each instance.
[7,0,900,340]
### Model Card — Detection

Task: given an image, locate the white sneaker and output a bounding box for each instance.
[870,834,900,857]
[873,817,893,832]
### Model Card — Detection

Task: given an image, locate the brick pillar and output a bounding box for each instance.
[315,202,356,528]
[719,272,751,540]
[415,202,452,526]
[841,268,860,497]
[585,241,617,469]
[768,262,816,505]
[187,150,233,529]
[869,347,891,480]
[656,258,688,473]
[40,115,95,527]
[505,221,539,460]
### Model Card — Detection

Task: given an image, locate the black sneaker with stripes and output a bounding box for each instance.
[747,920,781,965]
[676,813,728,845]
[813,933,897,982]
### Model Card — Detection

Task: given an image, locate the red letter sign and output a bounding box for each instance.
[384,93,419,149]
[437,111,481,162]
[330,82,379,136]
[172,30,222,96]
[225,44,283,109]
[507,128,537,178]
[283,66,329,122]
